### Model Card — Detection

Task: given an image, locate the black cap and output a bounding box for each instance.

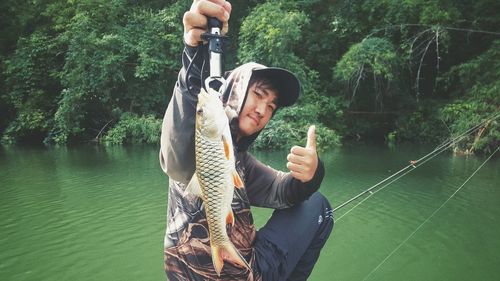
[252,67,301,107]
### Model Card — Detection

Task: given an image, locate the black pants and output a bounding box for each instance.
[254,192,334,281]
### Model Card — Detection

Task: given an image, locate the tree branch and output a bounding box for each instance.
[95,119,115,141]
[416,38,433,101]
[351,64,365,104]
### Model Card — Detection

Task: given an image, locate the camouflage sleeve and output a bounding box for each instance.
[242,152,325,209]
[159,45,208,184]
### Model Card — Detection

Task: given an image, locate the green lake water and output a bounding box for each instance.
[1,144,499,280]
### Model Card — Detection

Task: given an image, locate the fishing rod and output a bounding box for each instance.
[362,145,499,280]
[201,17,228,95]
[333,111,500,213]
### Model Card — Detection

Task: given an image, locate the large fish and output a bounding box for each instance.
[185,88,251,276]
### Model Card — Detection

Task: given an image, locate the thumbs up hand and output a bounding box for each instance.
[287,125,318,183]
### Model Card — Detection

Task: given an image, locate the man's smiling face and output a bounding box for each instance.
[238,80,278,138]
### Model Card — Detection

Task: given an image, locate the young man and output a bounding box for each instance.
[159,1,334,280]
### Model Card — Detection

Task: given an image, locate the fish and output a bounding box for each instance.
[185,88,251,276]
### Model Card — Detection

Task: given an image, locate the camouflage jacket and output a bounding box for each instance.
[159,45,324,280]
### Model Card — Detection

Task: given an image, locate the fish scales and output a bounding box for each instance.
[187,89,251,276]
[195,131,232,245]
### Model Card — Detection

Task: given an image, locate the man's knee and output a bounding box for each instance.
[309,192,331,207]
[308,192,334,238]
[309,192,333,217]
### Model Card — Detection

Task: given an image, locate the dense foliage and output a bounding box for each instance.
[1,0,498,153]
[102,112,162,145]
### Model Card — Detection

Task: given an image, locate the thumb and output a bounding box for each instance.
[306,125,316,150]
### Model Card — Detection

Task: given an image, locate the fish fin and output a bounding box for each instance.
[211,242,251,276]
[226,209,235,227]
[222,135,231,160]
[232,170,244,189]
[185,173,203,197]
[222,122,234,160]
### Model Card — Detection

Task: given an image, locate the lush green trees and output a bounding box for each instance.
[439,40,500,153]
[334,37,400,110]
[237,1,341,149]
[1,0,187,144]
[1,0,498,153]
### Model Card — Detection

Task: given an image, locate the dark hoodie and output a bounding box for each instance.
[160,45,324,281]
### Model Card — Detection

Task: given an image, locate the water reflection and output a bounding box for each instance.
[0,144,498,281]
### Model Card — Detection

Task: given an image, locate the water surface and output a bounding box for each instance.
[1,144,498,280]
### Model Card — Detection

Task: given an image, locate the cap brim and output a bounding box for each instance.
[253,67,300,107]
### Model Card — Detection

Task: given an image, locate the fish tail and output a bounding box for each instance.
[211,241,251,276]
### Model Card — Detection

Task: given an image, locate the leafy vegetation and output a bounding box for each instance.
[334,37,400,110]
[438,40,500,153]
[1,0,498,153]
[254,104,341,151]
[102,112,161,145]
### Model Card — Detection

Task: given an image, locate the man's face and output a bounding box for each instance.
[238,81,278,137]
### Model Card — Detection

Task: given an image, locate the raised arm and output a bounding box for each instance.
[159,0,231,184]
[243,151,325,209]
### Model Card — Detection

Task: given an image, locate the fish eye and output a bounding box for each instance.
[197,108,203,115]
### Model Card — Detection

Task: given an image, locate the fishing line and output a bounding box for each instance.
[367,24,500,38]
[334,111,500,217]
[335,135,454,221]
[362,146,499,281]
